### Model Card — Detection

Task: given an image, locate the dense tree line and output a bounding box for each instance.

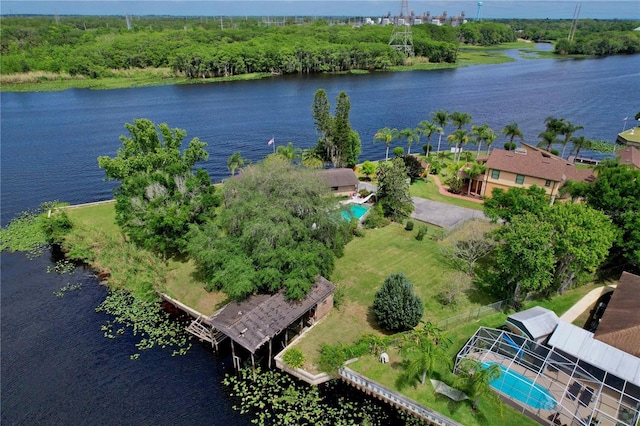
[0,16,524,79]
[499,19,640,55]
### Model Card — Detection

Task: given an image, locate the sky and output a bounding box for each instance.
[1,1,639,20]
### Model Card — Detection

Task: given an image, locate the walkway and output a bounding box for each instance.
[559,285,616,323]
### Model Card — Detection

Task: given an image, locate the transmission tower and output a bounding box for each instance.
[568,3,581,41]
[389,0,414,57]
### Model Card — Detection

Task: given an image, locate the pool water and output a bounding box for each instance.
[485,362,557,411]
[341,204,370,221]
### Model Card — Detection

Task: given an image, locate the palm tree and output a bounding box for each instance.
[398,322,451,387]
[569,135,593,161]
[456,358,503,414]
[450,111,473,131]
[431,110,449,155]
[374,127,399,160]
[418,120,439,158]
[447,129,470,162]
[559,120,584,159]
[400,127,420,155]
[471,123,497,156]
[543,116,564,135]
[464,161,487,195]
[275,142,302,162]
[301,148,325,168]
[537,130,559,152]
[500,122,524,146]
[227,151,245,176]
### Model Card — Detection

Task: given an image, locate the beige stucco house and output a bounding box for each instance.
[474,144,595,203]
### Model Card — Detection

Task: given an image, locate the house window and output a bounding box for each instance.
[515,174,525,184]
[491,170,500,179]
[545,180,551,187]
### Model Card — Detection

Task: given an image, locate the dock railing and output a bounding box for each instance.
[338,366,464,426]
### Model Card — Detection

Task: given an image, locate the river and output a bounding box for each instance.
[1,50,639,425]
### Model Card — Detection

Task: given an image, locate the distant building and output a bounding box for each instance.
[319,168,359,196]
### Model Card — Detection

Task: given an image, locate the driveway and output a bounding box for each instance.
[411,197,487,228]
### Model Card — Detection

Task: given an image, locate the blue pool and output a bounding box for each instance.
[485,362,557,410]
[341,204,370,221]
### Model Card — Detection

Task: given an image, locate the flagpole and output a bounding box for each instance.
[623,117,628,131]
[272,136,275,153]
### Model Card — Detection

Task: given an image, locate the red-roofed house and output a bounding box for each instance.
[476,144,595,203]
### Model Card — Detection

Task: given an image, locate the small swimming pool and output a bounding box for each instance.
[341,204,370,221]
[485,362,557,411]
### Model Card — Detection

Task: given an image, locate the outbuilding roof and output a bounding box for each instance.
[507,306,559,340]
[209,276,335,353]
[319,168,359,188]
[616,146,640,169]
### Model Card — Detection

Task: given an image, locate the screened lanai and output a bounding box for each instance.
[455,327,640,426]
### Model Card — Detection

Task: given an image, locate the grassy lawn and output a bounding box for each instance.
[295,221,499,373]
[410,179,484,211]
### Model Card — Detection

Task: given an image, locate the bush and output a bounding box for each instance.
[402,155,424,182]
[372,273,424,332]
[415,226,427,241]
[282,347,305,368]
[504,142,517,151]
[446,175,464,194]
[362,203,390,229]
[392,146,405,157]
[405,220,414,231]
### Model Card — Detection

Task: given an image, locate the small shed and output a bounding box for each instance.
[209,276,335,368]
[319,168,359,196]
[506,306,559,343]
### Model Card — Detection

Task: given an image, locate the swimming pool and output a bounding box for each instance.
[485,362,557,411]
[341,204,370,221]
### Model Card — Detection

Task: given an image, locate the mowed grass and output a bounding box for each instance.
[295,221,500,372]
[63,201,222,311]
[410,178,485,211]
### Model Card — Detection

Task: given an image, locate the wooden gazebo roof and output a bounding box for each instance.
[209,276,335,353]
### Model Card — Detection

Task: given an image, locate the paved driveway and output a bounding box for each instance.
[411,197,487,228]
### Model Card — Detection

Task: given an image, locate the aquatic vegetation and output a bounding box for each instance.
[96,289,192,357]
[53,282,83,298]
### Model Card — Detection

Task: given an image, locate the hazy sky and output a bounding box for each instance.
[2,1,638,19]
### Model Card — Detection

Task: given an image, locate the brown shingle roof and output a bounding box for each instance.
[594,272,640,357]
[616,146,640,169]
[319,168,359,188]
[209,276,335,353]
[485,143,595,183]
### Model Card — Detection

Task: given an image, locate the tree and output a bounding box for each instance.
[372,273,423,332]
[431,109,449,154]
[463,161,487,196]
[483,185,548,223]
[584,164,640,273]
[301,148,325,168]
[398,322,450,387]
[311,90,360,167]
[418,120,439,157]
[399,127,418,155]
[450,111,473,131]
[441,219,495,276]
[376,158,414,219]
[98,118,219,257]
[187,156,352,300]
[559,119,583,159]
[360,161,377,181]
[569,135,593,160]
[393,146,405,158]
[447,129,470,162]
[537,130,559,152]
[274,142,302,162]
[494,213,556,302]
[227,151,246,175]
[456,359,503,414]
[471,123,497,155]
[500,122,524,145]
[402,155,424,182]
[374,127,399,161]
[547,202,616,293]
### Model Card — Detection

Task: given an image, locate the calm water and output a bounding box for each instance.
[1,51,639,424]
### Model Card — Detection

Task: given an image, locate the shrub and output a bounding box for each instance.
[405,220,414,231]
[422,143,433,156]
[392,146,405,157]
[402,155,424,182]
[504,141,517,151]
[282,347,305,369]
[372,273,424,332]
[446,175,464,194]
[415,226,427,241]
[362,203,390,229]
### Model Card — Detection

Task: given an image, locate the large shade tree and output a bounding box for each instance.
[376,158,414,219]
[98,118,219,257]
[187,157,352,300]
